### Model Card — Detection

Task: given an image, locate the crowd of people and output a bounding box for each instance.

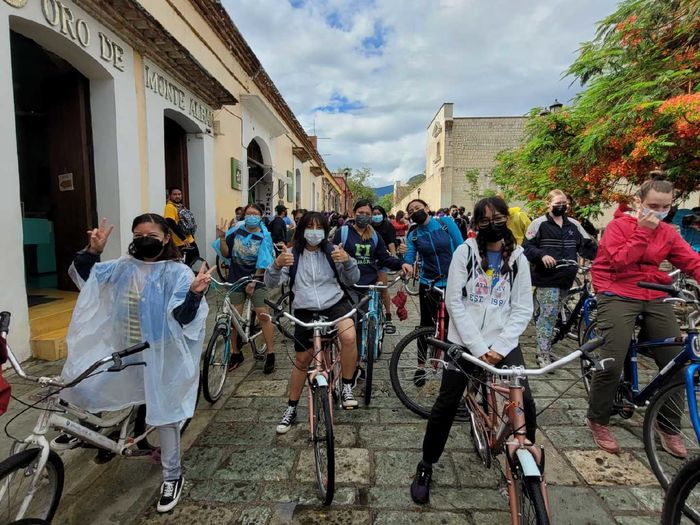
[57,175,700,512]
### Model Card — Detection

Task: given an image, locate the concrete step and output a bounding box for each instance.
[31,327,69,361]
[29,302,76,338]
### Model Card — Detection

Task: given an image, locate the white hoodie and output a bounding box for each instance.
[445,238,533,358]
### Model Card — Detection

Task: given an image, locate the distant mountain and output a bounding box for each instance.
[373,184,394,198]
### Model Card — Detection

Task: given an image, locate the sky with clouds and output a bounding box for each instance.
[222,0,619,188]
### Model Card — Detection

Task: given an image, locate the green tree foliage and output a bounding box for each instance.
[376,193,393,212]
[493,0,700,217]
[345,167,377,204]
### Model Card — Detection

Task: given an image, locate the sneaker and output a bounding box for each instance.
[654,422,688,459]
[384,320,397,335]
[586,418,620,454]
[227,352,244,372]
[276,405,297,434]
[157,476,184,513]
[410,462,432,504]
[413,368,427,387]
[341,383,358,409]
[351,366,366,389]
[51,433,80,451]
[263,353,276,375]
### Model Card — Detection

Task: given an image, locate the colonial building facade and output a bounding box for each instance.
[1,0,340,361]
[394,103,526,212]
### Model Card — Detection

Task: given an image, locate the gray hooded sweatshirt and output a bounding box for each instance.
[265,247,360,311]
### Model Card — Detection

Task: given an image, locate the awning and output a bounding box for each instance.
[73,0,237,108]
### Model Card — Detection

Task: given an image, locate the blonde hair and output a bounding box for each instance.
[546,189,567,204]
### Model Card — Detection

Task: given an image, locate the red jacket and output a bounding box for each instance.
[592,207,700,300]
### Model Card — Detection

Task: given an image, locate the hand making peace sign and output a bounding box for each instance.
[190,263,216,294]
[87,218,114,255]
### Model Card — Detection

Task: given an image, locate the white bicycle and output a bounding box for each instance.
[0,311,185,523]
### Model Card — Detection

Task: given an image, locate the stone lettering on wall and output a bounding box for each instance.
[145,64,214,130]
[41,0,125,72]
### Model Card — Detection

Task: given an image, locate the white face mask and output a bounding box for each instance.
[304,229,325,246]
[642,206,669,221]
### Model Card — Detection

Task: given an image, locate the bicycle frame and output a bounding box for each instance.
[210,278,264,347]
[306,326,342,426]
[358,288,382,362]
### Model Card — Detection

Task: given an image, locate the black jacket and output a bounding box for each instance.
[523,215,598,288]
[269,216,287,245]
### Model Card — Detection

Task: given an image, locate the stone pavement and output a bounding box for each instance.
[1,291,668,524]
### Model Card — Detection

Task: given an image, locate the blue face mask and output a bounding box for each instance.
[245,215,262,228]
[371,215,383,224]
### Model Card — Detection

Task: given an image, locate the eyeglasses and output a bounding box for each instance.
[477,216,508,228]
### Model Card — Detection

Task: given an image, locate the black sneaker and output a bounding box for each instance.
[410,462,432,504]
[263,353,276,375]
[227,352,244,372]
[157,476,184,513]
[276,405,297,434]
[351,366,366,389]
[413,368,427,387]
[341,383,358,409]
[384,320,397,335]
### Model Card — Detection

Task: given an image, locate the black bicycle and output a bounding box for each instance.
[661,454,700,524]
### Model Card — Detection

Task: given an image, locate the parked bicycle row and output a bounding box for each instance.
[0,176,699,524]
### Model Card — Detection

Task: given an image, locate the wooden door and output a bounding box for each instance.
[164,117,189,207]
[47,72,96,291]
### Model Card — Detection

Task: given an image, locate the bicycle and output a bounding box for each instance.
[429,336,606,525]
[201,276,274,403]
[546,260,597,347]
[580,279,700,490]
[353,275,403,406]
[404,256,421,296]
[389,276,450,418]
[0,312,183,523]
[264,297,367,505]
[661,453,700,524]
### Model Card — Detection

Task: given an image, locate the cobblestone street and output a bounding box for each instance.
[127,291,666,525]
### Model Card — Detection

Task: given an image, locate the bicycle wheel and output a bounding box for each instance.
[389,327,446,418]
[661,455,700,524]
[465,380,492,469]
[515,476,549,525]
[0,449,64,523]
[579,322,602,397]
[312,385,335,505]
[202,326,229,403]
[215,255,229,282]
[134,404,194,451]
[643,378,700,490]
[364,317,377,406]
[249,309,267,360]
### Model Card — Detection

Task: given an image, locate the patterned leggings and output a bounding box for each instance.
[534,287,567,355]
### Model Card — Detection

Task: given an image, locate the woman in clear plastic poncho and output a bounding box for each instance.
[58,213,212,513]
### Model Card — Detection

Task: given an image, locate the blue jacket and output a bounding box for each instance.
[404,216,463,287]
[673,209,700,253]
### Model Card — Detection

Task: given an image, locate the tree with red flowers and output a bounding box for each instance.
[493,0,700,217]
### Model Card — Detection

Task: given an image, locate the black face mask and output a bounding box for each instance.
[479,223,508,242]
[451,211,459,218]
[551,205,568,217]
[131,237,164,260]
[411,209,428,225]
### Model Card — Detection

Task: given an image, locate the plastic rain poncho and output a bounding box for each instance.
[60,256,208,426]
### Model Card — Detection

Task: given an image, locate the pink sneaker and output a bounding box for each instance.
[586,418,620,454]
[654,422,688,459]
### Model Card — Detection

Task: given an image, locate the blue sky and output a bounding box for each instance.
[223,0,619,186]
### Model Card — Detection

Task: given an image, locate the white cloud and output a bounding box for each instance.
[223,0,618,187]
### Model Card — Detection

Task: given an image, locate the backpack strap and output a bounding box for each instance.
[342,225,378,247]
[461,243,475,297]
[288,243,349,301]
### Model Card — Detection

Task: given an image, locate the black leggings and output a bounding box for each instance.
[417,283,449,361]
[422,345,537,465]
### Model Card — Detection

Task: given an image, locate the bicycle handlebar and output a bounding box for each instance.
[554,259,591,271]
[426,336,607,378]
[353,275,405,290]
[0,311,10,335]
[210,276,264,290]
[264,296,370,330]
[637,281,679,296]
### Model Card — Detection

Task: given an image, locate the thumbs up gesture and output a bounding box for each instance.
[275,244,294,269]
[332,243,349,263]
[190,263,216,294]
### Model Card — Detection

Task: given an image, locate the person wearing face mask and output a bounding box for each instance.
[217,203,276,373]
[449,205,469,240]
[370,205,400,331]
[400,199,464,385]
[586,178,700,455]
[58,214,211,513]
[410,197,534,504]
[523,189,598,368]
[265,212,361,433]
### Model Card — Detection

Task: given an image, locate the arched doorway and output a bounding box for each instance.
[164,115,189,206]
[11,30,96,292]
[247,138,273,212]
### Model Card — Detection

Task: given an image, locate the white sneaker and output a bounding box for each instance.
[276,405,297,434]
[341,383,358,409]
[157,476,184,513]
